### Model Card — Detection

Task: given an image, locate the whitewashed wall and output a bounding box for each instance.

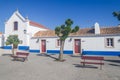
[0,35,2,47]
[27,25,47,37]
[4,11,48,47]
[30,35,120,54]
[29,37,73,53]
[29,38,40,50]
[5,11,28,46]
[0,34,4,47]
[80,36,120,51]
[46,38,73,50]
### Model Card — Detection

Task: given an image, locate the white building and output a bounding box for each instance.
[4,10,49,50]
[3,10,120,56]
[0,32,4,48]
[31,23,120,56]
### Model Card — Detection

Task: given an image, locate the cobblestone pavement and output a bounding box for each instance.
[0,49,120,80]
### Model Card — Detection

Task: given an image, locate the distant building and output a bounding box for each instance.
[0,32,4,47]
[1,10,120,56]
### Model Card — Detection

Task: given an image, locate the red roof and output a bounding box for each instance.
[29,21,49,30]
[34,27,120,37]
[0,32,2,35]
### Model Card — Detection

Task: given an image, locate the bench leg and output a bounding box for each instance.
[100,65,102,70]
[22,58,26,62]
[83,63,85,66]
[13,57,17,61]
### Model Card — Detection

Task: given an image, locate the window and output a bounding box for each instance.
[106,38,114,47]
[14,21,18,30]
[19,40,23,44]
[57,39,61,47]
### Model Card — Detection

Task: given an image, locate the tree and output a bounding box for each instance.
[113,11,120,21]
[55,19,79,61]
[6,35,20,55]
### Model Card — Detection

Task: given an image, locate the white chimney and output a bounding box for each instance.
[118,24,120,27]
[94,22,100,34]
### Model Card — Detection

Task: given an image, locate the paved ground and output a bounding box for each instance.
[0,49,120,80]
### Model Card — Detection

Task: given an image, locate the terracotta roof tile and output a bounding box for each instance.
[29,21,49,30]
[70,28,94,36]
[100,27,120,34]
[34,30,56,37]
[34,27,120,37]
[0,32,2,35]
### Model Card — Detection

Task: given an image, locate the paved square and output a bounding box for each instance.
[0,49,120,80]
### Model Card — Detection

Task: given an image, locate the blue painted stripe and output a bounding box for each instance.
[18,46,29,50]
[3,46,12,49]
[29,50,40,53]
[82,51,120,56]
[47,50,73,54]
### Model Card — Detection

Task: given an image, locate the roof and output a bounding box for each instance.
[34,27,120,37]
[34,30,56,37]
[100,27,120,34]
[0,32,2,35]
[29,21,49,30]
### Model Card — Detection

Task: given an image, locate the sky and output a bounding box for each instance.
[0,0,120,33]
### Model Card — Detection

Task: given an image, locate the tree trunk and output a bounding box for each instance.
[58,40,65,61]
[12,44,15,55]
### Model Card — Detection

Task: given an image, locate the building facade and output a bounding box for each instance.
[4,10,48,50]
[31,23,120,55]
[0,32,4,47]
[2,10,120,56]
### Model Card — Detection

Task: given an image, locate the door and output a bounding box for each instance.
[41,40,46,53]
[74,39,81,54]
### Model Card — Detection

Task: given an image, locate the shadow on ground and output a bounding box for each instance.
[69,55,81,58]
[109,63,120,67]
[36,54,58,60]
[73,64,98,69]
[104,59,120,63]
[2,53,12,57]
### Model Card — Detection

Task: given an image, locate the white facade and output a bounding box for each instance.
[29,22,120,55]
[0,34,4,47]
[29,34,120,55]
[3,10,120,56]
[4,10,48,49]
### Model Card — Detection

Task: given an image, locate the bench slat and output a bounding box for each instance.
[82,56,104,60]
[12,52,29,62]
[81,62,104,65]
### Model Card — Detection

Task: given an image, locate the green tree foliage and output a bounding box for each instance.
[55,19,79,61]
[6,35,20,55]
[113,11,120,21]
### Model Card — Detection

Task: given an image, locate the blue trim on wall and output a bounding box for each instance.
[18,46,29,50]
[47,50,73,54]
[3,46,12,49]
[29,50,40,53]
[82,51,120,56]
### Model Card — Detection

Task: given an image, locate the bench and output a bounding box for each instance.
[81,56,104,69]
[12,52,29,62]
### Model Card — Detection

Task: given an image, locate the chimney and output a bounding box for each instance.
[94,22,100,34]
[118,24,120,27]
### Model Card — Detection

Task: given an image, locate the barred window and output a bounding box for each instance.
[106,38,114,47]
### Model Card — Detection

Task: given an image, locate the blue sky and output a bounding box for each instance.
[0,0,120,33]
